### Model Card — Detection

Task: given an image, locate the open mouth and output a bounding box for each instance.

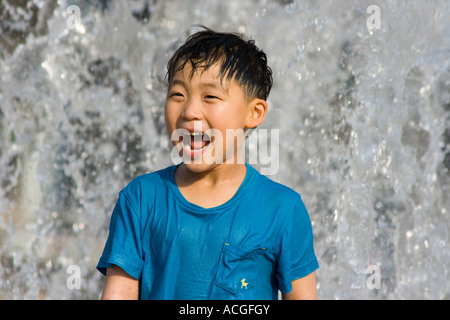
[181,131,212,155]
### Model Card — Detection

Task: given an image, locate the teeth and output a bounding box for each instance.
[184,143,207,151]
[187,131,211,141]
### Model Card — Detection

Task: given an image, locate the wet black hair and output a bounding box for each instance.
[166,26,273,101]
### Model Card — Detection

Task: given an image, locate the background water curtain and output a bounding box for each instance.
[0,0,449,299]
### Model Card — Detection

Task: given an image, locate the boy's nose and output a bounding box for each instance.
[181,98,203,120]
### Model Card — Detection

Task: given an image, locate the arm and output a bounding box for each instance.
[282,271,317,300]
[101,265,139,300]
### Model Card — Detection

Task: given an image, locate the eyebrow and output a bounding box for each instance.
[169,79,186,89]
[169,78,229,93]
[200,82,228,92]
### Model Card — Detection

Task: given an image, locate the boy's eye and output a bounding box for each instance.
[205,95,219,100]
[170,92,184,98]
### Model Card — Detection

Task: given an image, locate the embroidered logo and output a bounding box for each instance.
[241,278,248,289]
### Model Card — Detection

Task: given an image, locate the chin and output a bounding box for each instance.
[181,161,219,174]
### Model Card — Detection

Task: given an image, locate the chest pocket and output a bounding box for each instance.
[214,243,268,295]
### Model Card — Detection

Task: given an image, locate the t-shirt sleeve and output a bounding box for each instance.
[276,196,319,294]
[96,190,144,280]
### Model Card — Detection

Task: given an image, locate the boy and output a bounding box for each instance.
[97,27,319,300]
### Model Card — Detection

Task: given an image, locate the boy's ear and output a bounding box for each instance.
[246,98,268,129]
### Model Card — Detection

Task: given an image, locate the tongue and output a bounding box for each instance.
[190,136,207,150]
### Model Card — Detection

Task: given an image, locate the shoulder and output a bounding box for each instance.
[120,165,175,203]
[246,165,309,225]
[250,166,302,204]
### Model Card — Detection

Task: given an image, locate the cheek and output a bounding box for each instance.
[213,103,248,129]
[164,104,177,139]
[164,103,177,126]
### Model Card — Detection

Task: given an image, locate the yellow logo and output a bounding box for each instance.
[241,278,248,289]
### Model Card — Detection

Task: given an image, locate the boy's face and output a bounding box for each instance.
[165,61,260,172]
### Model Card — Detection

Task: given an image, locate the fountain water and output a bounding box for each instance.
[0,0,448,299]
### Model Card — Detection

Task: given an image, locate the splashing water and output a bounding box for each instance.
[0,0,449,299]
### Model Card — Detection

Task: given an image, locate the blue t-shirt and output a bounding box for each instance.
[97,163,319,300]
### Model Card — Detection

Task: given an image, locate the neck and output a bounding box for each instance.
[175,163,247,188]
